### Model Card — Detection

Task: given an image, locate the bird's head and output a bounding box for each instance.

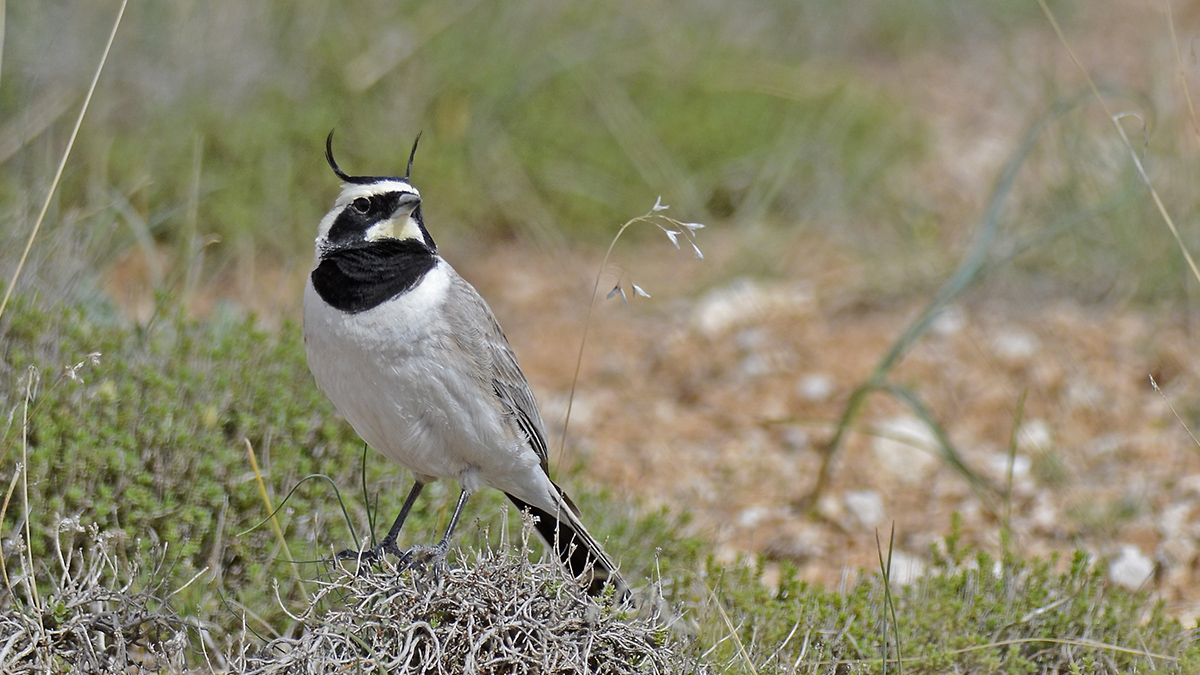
[314,131,433,256]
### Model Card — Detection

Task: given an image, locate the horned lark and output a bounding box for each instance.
[303,132,624,597]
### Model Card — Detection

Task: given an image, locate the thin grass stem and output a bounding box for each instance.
[557,216,642,470]
[245,439,311,603]
[556,201,702,471]
[0,0,127,326]
[1037,0,1200,287]
[1165,0,1200,147]
[1002,390,1028,563]
[20,369,41,620]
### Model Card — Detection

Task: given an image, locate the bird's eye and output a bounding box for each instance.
[352,197,371,213]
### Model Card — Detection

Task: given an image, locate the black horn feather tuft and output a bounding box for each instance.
[406,132,422,180]
[325,130,417,185]
[325,130,356,183]
[326,130,387,185]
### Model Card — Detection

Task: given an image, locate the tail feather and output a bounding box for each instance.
[507,488,628,599]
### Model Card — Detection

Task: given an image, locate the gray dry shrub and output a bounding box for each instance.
[233,525,696,675]
[0,520,187,674]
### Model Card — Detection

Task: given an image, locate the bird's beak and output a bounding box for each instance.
[393,192,421,217]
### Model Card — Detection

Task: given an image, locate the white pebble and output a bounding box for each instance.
[885,551,927,588]
[872,415,939,483]
[990,327,1040,363]
[1017,419,1053,452]
[737,506,772,529]
[781,427,810,452]
[692,278,814,337]
[987,453,1031,479]
[844,490,885,530]
[1108,545,1155,591]
[797,373,835,402]
[931,305,966,336]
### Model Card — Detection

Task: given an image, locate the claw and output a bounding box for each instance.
[336,538,404,566]
[399,542,450,574]
[335,547,367,563]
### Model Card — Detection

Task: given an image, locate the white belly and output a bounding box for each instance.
[302,262,551,504]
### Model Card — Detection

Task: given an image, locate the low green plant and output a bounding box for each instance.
[692,534,1199,674]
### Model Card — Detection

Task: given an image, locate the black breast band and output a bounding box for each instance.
[311,239,437,313]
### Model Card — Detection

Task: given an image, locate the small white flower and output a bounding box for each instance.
[606,284,622,300]
[690,242,704,260]
[65,353,102,384]
[632,283,651,298]
[652,196,669,212]
[663,230,681,249]
[681,222,705,233]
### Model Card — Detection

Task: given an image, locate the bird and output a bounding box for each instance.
[303,131,626,598]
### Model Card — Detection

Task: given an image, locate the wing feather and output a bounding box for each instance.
[445,271,551,469]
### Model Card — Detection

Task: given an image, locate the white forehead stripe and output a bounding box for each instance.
[333,180,420,208]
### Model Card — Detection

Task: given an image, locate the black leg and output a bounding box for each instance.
[433,489,471,551]
[380,481,426,551]
[338,481,425,562]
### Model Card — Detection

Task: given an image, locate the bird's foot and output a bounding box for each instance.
[335,538,404,567]
[398,541,450,574]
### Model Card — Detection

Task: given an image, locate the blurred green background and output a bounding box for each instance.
[15,0,1187,317]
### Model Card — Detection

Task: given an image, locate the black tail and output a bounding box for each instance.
[507,489,627,599]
